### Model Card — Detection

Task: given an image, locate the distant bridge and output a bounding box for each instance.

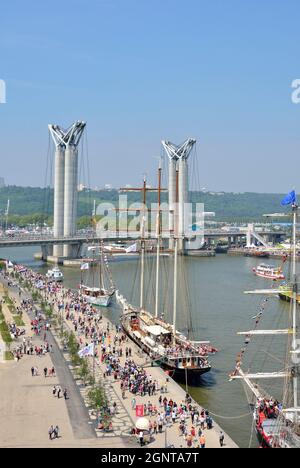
[0,229,286,253]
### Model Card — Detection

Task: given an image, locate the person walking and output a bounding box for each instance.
[63,389,68,400]
[48,425,54,440]
[200,434,206,449]
[57,386,61,399]
[139,431,144,447]
[54,425,60,439]
[44,367,48,378]
[219,431,225,447]
[52,386,56,397]
[31,367,34,377]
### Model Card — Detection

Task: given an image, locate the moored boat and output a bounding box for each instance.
[46,266,64,282]
[81,285,114,307]
[80,242,115,308]
[244,250,270,258]
[117,165,216,378]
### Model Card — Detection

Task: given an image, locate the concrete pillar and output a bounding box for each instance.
[63,145,78,258]
[178,158,189,249]
[169,158,177,248]
[53,146,65,257]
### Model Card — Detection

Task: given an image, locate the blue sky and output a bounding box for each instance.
[1,0,300,192]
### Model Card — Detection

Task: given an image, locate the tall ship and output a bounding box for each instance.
[80,242,115,307]
[117,164,216,378]
[231,191,300,448]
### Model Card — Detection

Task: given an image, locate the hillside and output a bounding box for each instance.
[0,186,289,226]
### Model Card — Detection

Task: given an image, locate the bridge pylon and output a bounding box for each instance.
[49,121,86,260]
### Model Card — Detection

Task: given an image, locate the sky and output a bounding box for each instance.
[1,0,300,193]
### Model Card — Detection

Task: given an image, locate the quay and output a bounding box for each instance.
[228,247,297,260]
[0,265,238,449]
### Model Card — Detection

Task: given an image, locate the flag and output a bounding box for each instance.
[281,190,296,206]
[36,280,44,289]
[126,243,137,254]
[78,342,94,358]
[80,262,89,270]
[88,246,99,252]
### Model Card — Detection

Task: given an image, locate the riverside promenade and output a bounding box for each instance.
[0,268,238,449]
[0,275,126,448]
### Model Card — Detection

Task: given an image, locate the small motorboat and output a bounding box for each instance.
[46,267,64,282]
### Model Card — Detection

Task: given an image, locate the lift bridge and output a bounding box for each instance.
[0,227,285,262]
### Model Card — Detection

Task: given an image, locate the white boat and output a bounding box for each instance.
[46,267,64,282]
[80,242,115,308]
[252,264,285,280]
[81,286,114,307]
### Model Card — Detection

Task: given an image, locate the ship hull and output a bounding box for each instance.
[121,321,211,377]
[253,271,285,280]
[83,294,113,307]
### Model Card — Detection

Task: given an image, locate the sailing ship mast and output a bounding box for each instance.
[155,162,162,318]
[140,176,147,310]
[172,167,180,341]
[291,204,298,425]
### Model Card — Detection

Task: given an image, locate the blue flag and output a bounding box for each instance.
[281,190,296,206]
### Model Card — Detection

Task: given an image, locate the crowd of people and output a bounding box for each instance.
[256,398,281,424]
[0,264,226,448]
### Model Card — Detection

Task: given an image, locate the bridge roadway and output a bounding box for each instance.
[0,230,285,248]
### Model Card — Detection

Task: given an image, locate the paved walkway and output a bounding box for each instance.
[0,275,127,448]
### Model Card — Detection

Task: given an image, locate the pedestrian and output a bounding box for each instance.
[44,367,48,378]
[52,386,56,397]
[63,389,68,400]
[48,425,54,440]
[31,367,34,377]
[54,425,60,439]
[219,431,225,447]
[200,434,206,449]
[139,431,144,447]
[186,433,193,448]
[131,397,136,410]
[57,387,61,399]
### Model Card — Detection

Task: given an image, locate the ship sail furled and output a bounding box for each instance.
[231,192,300,448]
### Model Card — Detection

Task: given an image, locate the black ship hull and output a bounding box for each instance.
[121,322,211,377]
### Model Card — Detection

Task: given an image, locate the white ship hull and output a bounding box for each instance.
[82,293,113,307]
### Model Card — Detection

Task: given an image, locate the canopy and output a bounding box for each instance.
[136,417,150,431]
[145,325,170,336]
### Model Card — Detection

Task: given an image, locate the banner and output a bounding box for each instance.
[136,405,144,417]
[78,342,94,358]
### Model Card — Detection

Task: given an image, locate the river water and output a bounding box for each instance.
[0,246,291,448]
